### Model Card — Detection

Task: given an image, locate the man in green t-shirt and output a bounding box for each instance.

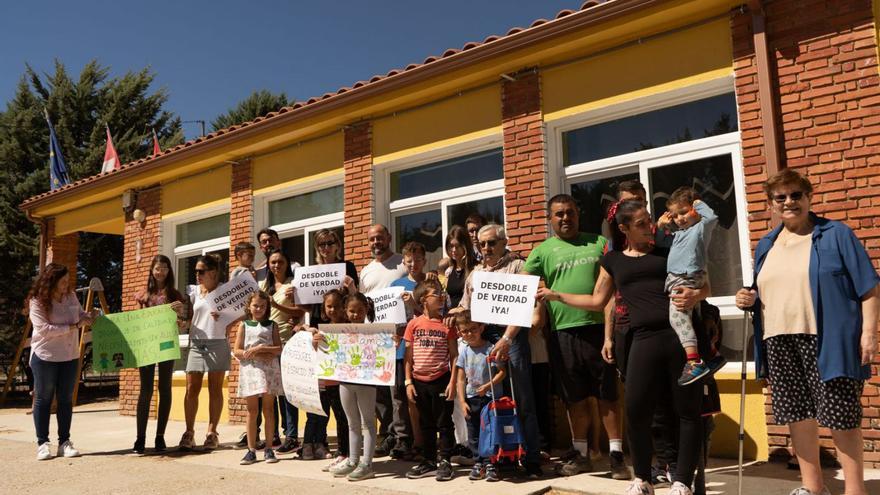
[521,194,628,479]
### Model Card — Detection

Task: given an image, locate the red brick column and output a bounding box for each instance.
[501,68,549,256]
[119,186,162,416]
[732,0,880,466]
[343,123,374,271]
[226,159,253,425]
[45,218,79,275]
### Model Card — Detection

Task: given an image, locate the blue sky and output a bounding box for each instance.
[1,1,578,139]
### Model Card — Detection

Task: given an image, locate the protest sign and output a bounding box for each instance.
[210,272,260,329]
[280,332,325,416]
[292,263,345,304]
[470,271,539,328]
[366,286,407,325]
[315,323,396,386]
[92,305,181,370]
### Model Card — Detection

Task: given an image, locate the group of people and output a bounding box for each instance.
[26,168,879,495]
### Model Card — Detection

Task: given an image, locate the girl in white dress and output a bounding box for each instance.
[233,291,283,465]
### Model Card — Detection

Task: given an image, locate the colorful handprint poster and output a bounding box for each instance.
[280,332,325,416]
[315,323,397,386]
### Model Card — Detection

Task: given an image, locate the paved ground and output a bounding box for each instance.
[2,401,879,495]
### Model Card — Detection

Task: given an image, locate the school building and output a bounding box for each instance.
[19,0,880,465]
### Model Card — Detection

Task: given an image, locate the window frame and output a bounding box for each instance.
[162,202,231,271]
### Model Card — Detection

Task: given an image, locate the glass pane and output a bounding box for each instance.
[446,196,504,231]
[390,149,503,201]
[570,173,640,240]
[395,210,443,269]
[175,214,230,246]
[563,93,738,165]
[308,226,344,265]
[647,153,743,297]
[269,185,343,226]
[281,234,306,268]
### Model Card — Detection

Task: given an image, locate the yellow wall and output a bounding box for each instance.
[162,165,232,217]
[252,132,344,194]
[373,84,502,163]
[543,17,733,122]
[54,196,124,236]
[711,373,769,461]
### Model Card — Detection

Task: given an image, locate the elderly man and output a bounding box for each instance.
[359,224,408,458]
[455,223,543,478]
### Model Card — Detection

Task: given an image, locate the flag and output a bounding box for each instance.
[45,111,70,191]
[151,128,161,157]
[101,125,120,173]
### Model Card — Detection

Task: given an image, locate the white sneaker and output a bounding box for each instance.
[36,443,52,461]
[57,440,80,458]
[624,478,655,495]
[668,481,693,495]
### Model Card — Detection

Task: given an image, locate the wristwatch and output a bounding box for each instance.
[404,379,413,386]
[501,335,512,343]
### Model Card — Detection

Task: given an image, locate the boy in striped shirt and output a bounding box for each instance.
[404,278,459,481]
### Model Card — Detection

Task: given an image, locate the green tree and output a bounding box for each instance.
[211,90,288,131]
[0,59,183,362]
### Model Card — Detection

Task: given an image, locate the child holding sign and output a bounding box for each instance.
[405,279,459,481]
[233,291,284,465]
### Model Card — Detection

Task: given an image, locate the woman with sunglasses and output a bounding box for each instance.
[180,253,230,451]
[736,169,879,495]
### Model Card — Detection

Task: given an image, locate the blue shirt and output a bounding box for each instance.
[391,277,417,360]
[455,342,501,398]
[667,201,717,276]
[751,214,879,381]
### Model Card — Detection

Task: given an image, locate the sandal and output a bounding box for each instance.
[178,430,195,451]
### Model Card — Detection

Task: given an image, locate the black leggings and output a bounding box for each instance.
[625,328,702,486]
[136,360,174,440]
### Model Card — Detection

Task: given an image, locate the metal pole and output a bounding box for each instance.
[737,306,751,495]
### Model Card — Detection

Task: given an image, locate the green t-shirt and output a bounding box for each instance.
[524,233,607,330]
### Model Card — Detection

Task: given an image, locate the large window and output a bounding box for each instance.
[263,184,344,267]
[168,212,230,296]
[555,82,752,366]
[386,147,505,268]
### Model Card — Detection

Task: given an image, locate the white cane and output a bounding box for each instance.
[737,294,751,495]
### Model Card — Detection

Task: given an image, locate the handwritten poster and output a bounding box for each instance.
[92,305,181,370]
[315,323,396,386]
[280,332,325,416]
[366,286,407,325]
[470,271,539,327]
[292,263,345,304]
[211,272,260,329]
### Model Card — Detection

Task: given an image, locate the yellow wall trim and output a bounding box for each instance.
[162,165,232,217]
[54,196,124,236]
[252,132,343,192]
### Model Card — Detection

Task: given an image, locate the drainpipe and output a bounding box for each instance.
[748,0,782,175]
[25,210,48,274]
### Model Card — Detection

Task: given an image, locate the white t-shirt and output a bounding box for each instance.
[359,253,407,293]
[189,286,226,340]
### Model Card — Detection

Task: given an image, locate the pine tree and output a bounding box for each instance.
[211,90,288,131]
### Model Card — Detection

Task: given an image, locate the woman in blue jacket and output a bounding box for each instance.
[736,169,879,495]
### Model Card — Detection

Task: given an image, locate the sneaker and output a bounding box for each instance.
[324,455,347,472]
[178,431,195,451]
[374,435,394,457]
[436,459,453,481]
[36,442,52,461]
[788,488,831,495]
[625,478,655,495]
[154,435,166,452]
[203,432,220,450]
[277,437,300,454]
[451,444,475,466]
[468,462,484,480]
[301,443,315,460]
[706,354,727,374]
[406,460,437,479]
[610,451,632,480]
[331,459,358,477]
[271,436,282,449]
[314,443,332,459]
[650,465,669,485]
[256,439,266,450]
[264,448,279,464]
[668,481,693,495]
[236,432,249,448]
[57,440,80,458]
[525,462,543,479]
[132,438,145,456]
[556,453,592,476]
[678,360,711,386]
[347,462,375,481]
[240,449,257,465]
[485,463,501,482]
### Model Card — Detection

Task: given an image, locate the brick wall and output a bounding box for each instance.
[119,186,162,416]
[501,69,550,256]
[732,0,880,466]
[226,159,254,425]
[45,218,79,275]
[343,123,375,270]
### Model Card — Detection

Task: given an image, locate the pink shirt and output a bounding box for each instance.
[29,293,86,362]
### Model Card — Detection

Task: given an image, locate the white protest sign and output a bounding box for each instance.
[470,271,539,328]
[280,332,326,416]
[315,323,396,386]
[292,263,345,304]
[366,286,407,325]
[211,272,260,330]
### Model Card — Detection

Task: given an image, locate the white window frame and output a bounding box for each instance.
[254,173,344,267]
[375,133,506,250]
[162,202,231,270]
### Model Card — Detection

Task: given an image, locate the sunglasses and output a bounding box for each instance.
[317,241,337,248]
[194,268,215,276]
[771,191,805,204]
[479,239,500,247]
